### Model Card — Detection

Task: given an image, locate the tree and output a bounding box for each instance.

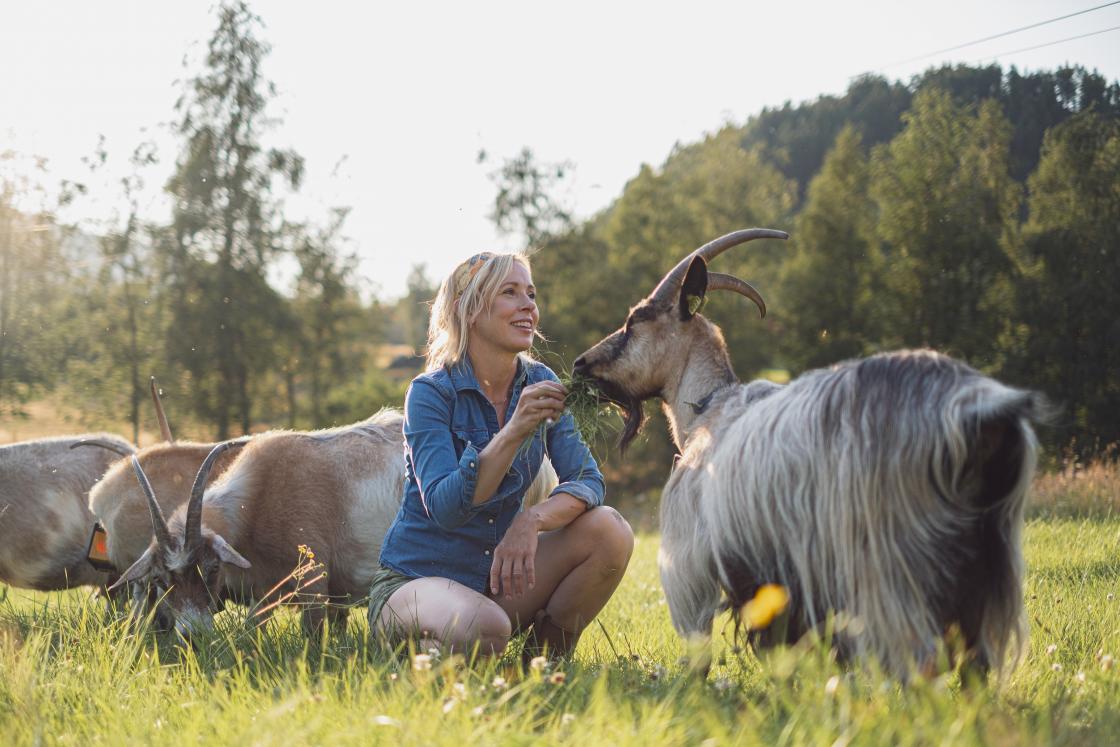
[1009,112,1120,451]
[164,0,303,438]
[289,208,363,428]
[485,147,573,249]
[870,89,1020,367]
[779,126,880,371]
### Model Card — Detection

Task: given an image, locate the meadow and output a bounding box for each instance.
[1,458,1119,746]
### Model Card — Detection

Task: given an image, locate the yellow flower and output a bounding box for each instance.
[740,584,789,630]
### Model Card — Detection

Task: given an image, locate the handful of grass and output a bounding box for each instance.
[514,362,619,460]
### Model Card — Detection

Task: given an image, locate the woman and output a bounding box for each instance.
[371,251,634,660]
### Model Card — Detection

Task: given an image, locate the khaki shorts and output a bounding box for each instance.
[367,566,416,634]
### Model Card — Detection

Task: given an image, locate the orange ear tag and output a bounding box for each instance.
[86,523,115,572]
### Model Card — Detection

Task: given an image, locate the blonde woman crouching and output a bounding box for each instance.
[370,252,634,661]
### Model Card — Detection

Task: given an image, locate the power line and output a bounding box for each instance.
[883,1,1120,69]
[975,23,1120,62]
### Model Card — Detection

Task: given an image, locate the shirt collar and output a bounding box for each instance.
[448,355,529,392]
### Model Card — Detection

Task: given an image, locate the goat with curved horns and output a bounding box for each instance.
[574,228,1043,678]
[110,412,407,637]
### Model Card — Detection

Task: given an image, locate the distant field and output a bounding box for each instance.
[2,511,1120,745]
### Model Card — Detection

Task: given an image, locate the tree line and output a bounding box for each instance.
[1,2,1117,502]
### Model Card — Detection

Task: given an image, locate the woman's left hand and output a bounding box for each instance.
[490,509,541,598]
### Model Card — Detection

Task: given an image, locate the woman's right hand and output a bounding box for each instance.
[506,381,566,441]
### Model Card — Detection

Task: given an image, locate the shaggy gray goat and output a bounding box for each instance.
[573,228,1044,678]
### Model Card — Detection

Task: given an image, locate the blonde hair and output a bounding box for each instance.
[426,253,534,371]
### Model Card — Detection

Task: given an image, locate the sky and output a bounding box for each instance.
[2,0,1119,299]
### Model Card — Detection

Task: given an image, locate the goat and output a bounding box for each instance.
[112,411,411,637]
[78,378,242,575]
[573,228,1044,678]
[0,433,134,590]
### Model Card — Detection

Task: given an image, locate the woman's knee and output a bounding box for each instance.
[581,506,635,567]
[455,600,512,654]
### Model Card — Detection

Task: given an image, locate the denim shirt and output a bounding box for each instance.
[378,356,605,593]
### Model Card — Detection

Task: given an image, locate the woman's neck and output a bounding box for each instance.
[466,345,518,404]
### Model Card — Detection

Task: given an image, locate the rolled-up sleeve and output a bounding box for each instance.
[404,380,480,529]
[545,408,605,508]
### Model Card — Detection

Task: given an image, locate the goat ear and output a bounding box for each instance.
[679,256,709,321]
[211,534,251,569]
[108,547,156,592]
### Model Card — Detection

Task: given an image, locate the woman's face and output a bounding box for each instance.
[470,262,538,356]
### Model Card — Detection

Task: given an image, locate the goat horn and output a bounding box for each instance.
[70,439,135,457]
[649,228,788,306]
[707,273,767,318]
[150,376,173,443]
[184,440,246,550]
[131,456,174,552]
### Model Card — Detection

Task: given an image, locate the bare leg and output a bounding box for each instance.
[377,577,512,656]
[494,506,634,654]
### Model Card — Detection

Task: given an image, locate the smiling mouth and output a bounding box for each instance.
[511,322,534,331]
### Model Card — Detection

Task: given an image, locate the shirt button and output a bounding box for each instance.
[488,518,494,524]
[469,461,476,468]
[484,549,491,555]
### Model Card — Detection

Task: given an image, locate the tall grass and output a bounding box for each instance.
[3,509,1120,745]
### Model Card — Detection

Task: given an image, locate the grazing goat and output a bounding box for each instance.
[113,411,410,636]
[0,433,133,590]
[78,378,242,575]
[573,228,1043,678]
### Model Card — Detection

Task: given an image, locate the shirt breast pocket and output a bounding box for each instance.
[452,428,491,459]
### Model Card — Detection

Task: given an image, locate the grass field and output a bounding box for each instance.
[2,499,1120,745]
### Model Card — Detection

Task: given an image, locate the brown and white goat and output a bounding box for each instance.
[112,411,410,637]
[78,378,242,575]
[0,433,133,590]
[574,228,1043,679]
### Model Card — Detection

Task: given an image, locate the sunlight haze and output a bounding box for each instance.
[2,0,1118,298]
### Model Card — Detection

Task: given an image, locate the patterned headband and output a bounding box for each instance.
[452,252,495,297]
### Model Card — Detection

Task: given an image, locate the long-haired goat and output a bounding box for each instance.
[112,411,410,637]
[573,228,1043,678]
[0,433,133,589]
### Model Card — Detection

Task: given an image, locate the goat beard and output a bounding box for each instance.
[581,376,647,454]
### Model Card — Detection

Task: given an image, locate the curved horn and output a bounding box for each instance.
[150,376,173,443]
[649,228,788,305]
[70,439,135,457]
[707,273,767,318]
[184,440,247,550]
[131,456,174,552]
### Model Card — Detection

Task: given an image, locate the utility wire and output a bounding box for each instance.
[975,23,1120,62]
[882,1,1120,69]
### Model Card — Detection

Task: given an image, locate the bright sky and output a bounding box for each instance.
[2,1,1118,299]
